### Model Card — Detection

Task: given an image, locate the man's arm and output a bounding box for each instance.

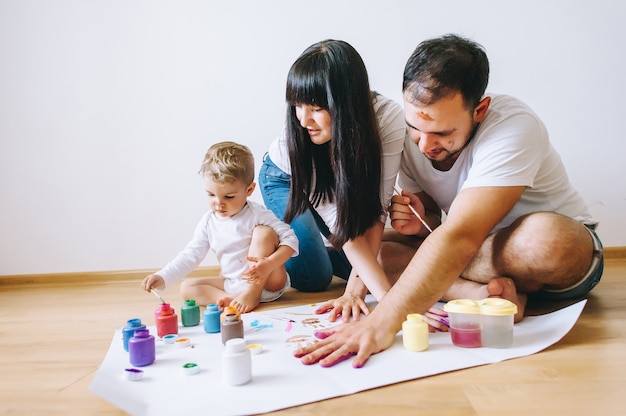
[295,185,525,368]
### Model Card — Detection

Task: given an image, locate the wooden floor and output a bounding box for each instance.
[1,259,625,415]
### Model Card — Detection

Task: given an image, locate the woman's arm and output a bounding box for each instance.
[315,221,393,322]
[342,221,390,300]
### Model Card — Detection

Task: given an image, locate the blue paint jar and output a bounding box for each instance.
[203,303,222,333]
[181,299,200,327]
[129,329,155,367]
[122,318,146,352]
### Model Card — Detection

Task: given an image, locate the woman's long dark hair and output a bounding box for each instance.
[283,39,383,248]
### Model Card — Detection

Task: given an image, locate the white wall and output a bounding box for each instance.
[1,0,625,275]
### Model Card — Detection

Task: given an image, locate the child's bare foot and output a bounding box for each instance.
[487,277,527,322]
[230,289,261,314]
[217,295,236,310]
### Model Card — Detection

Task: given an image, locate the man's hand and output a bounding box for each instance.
[293,318,396,368]
[389,191,428,235]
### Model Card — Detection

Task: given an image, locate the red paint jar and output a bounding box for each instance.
[155,303,179,338]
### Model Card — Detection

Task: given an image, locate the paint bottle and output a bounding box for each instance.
[122,318,146,352]
[129,329,155,367]
[221,305,237,322]
[203,303,222,333]
[222,338,251,385]
[444,299,482,348]
[181,299,200,327]
[221,311,244,345]
[402,313,429,352]
[155,303,179,338]
[154,302,169,321]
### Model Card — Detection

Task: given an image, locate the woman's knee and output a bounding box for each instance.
[286,255,333,292]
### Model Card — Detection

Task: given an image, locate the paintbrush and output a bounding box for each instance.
[393,185,433,233]
[151,289,166,304]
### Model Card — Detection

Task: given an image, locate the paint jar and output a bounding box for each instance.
[221,305,237,321]
[129,329,155,367]
[402,313,429,352]
[154,302,174,322]
[155,303,179,338]
[444,299,482,348]
[221,312,244,345]
[181,299,200,327]
[203,303,222,333]
[222,338,251,385]
[479,298,517,348]
[122,318,146,352]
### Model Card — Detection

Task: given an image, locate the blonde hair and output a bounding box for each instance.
[199,141,255,185]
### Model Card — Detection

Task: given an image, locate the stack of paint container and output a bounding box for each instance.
[443,298,517,348]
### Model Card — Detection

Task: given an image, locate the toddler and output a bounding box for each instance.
[142,141,299,313]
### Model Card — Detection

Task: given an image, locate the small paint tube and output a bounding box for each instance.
[175,337,191,348]
[124,368,144,381]
[181,362,200,376]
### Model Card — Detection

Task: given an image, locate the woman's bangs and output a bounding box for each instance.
[286,67,328,108]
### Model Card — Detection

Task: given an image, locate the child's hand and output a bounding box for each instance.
[242,256,271,285]
[142,273,165,292]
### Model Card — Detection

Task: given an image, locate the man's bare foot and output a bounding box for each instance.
[487,277,527,322]
[230,290,261,314]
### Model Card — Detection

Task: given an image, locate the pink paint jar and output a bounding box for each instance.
[443,299,482,348]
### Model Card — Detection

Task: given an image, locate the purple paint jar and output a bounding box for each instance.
[128,329,155,367]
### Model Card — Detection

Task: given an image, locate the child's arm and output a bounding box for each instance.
[142,211,212,291]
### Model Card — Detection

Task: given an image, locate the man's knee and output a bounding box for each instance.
[497,212,594,284]
[379,240,418,281]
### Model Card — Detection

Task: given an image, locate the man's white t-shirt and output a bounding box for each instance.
[399,94,595,232]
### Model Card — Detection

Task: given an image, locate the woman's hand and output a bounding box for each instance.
[314,294,370,323]
[422,306,450,332]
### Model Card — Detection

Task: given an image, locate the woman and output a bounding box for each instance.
[259,39,405,321]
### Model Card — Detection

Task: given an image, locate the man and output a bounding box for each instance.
[294,34,603,368]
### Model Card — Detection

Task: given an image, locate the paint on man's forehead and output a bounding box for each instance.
[418,111,434,121]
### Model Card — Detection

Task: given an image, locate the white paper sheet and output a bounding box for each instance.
[90,298,586,416]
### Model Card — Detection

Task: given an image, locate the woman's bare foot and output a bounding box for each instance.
[487,277,527,322]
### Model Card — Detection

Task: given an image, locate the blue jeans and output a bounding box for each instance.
[259,154,351,292]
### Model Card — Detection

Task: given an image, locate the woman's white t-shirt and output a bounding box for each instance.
[267,94,406,246]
